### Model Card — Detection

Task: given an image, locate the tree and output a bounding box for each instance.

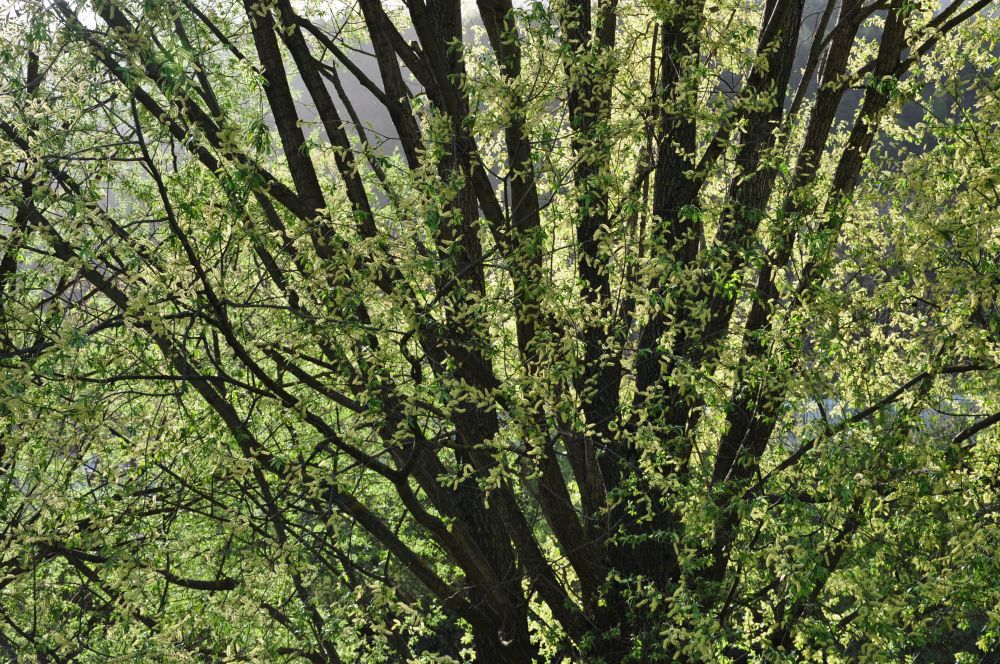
[1,0,1000,660]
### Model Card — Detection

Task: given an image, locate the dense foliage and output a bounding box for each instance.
[2,0,1000,660]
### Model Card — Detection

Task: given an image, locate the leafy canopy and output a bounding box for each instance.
[1,0,1000,661]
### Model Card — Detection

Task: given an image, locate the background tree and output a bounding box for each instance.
[1,0,1000,660]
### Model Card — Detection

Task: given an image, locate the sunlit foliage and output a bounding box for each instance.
[1,0,1000,660]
